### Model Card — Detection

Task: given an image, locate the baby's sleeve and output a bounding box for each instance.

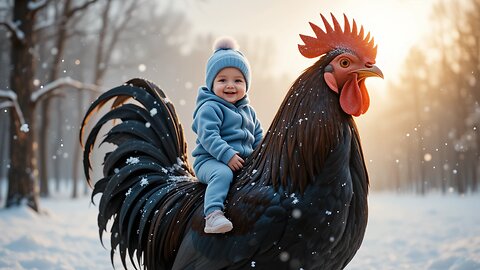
[194,105,237,164]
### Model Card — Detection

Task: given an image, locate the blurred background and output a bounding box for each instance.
[0,0,479,209]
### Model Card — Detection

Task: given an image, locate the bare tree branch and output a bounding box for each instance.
[0,101,14,110]
[28,0,54,13]
[0,89,16,101]
[30,77,102,103]
[67,0,99,17]
[34,18,55,32]
[0,89,27,130]
[97,0,138,83]
[93,0,112,85]
[0,20,25,43]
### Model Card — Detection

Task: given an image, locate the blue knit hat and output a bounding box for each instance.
[205,37,251,91]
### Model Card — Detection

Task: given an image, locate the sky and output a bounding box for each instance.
[174,0,442,84]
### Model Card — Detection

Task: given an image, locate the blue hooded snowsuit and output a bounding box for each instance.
[192,86,263,215]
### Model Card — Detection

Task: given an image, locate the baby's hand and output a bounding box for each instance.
[227,154,244,171]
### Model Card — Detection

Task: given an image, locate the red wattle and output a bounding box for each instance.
[359,79,370,114]
[339,76,363,116]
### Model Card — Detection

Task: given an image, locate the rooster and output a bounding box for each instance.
[80,13,383,270]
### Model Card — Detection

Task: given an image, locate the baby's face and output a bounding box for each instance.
[212,67,246,104]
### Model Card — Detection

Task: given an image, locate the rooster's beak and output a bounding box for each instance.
[356,65,384,80]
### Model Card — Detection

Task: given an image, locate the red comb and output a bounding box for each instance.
[298,13,377,62]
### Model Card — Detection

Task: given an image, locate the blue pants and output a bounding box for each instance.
[195,159,233,216]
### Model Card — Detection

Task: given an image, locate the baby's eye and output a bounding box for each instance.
[235,79,244,83]
[218,79,226,82]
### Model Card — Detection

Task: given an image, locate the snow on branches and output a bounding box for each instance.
[0,20,25,44]
[30,77,102,103]
[1,77,102,133]
[0,89,27,131]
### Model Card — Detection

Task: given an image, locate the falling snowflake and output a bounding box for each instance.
[138,64,146,72]
[145,122,151,128]
[279,251,290,262]
[20,124,29,133]
[140,177,149,187]
[125,188,132,196]
[126,157,140,165]
[290,193,299,204]
[150,108,158,116]
[292,209,302,219]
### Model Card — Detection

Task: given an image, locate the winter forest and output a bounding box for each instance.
[1,0,479,210]
[0,0,479,269]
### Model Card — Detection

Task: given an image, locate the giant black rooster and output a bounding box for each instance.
[80,13,383,270]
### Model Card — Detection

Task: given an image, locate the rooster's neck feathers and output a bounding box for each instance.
[236,56,350,193]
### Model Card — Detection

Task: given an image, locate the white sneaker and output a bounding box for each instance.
[204,210,233,234]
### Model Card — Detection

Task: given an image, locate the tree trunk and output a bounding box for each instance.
[455,154,466,194]
[6,0,40,211]
[38,99,50,197]
[0,112,10,201]
[54,97,63,191]
[72,84,85,199]
[474,134,480,193]
[39,0,72,196]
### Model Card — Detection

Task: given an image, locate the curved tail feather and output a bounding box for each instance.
[80,78,203,269]
[80,78,192,182]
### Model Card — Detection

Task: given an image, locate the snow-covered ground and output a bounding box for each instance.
[346,193,480,270]
[0,193,479,270]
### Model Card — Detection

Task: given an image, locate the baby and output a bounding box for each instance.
[192,37,263,234]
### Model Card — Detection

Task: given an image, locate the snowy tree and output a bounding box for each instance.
[0,0,101,211]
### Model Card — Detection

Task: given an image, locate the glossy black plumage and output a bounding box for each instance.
[80,52,369,270]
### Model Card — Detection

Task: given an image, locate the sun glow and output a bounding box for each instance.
[178,0,440,82]
[173,0,445,117]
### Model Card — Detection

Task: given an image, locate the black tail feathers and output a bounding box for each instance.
[79,78,204,269]
[80,78,193,184]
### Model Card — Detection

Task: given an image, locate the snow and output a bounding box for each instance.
[30,77,101,103]
[3,20,25,41]
[27,0,48,11]
[346,193,480,270]
[125,156,139,165]
[0,197,114,270]
[0,193,479,270]
[140,177,149,187]
[20,124,29,133]
[149,108,158,116]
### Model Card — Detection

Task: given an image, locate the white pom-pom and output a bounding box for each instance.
[213,36,239,51]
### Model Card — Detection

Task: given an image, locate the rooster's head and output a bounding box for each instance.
[298,13,383,116]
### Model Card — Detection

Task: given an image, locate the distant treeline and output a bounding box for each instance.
[365,0,480,195]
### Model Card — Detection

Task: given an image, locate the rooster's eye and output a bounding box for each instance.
[339,58,350,68]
